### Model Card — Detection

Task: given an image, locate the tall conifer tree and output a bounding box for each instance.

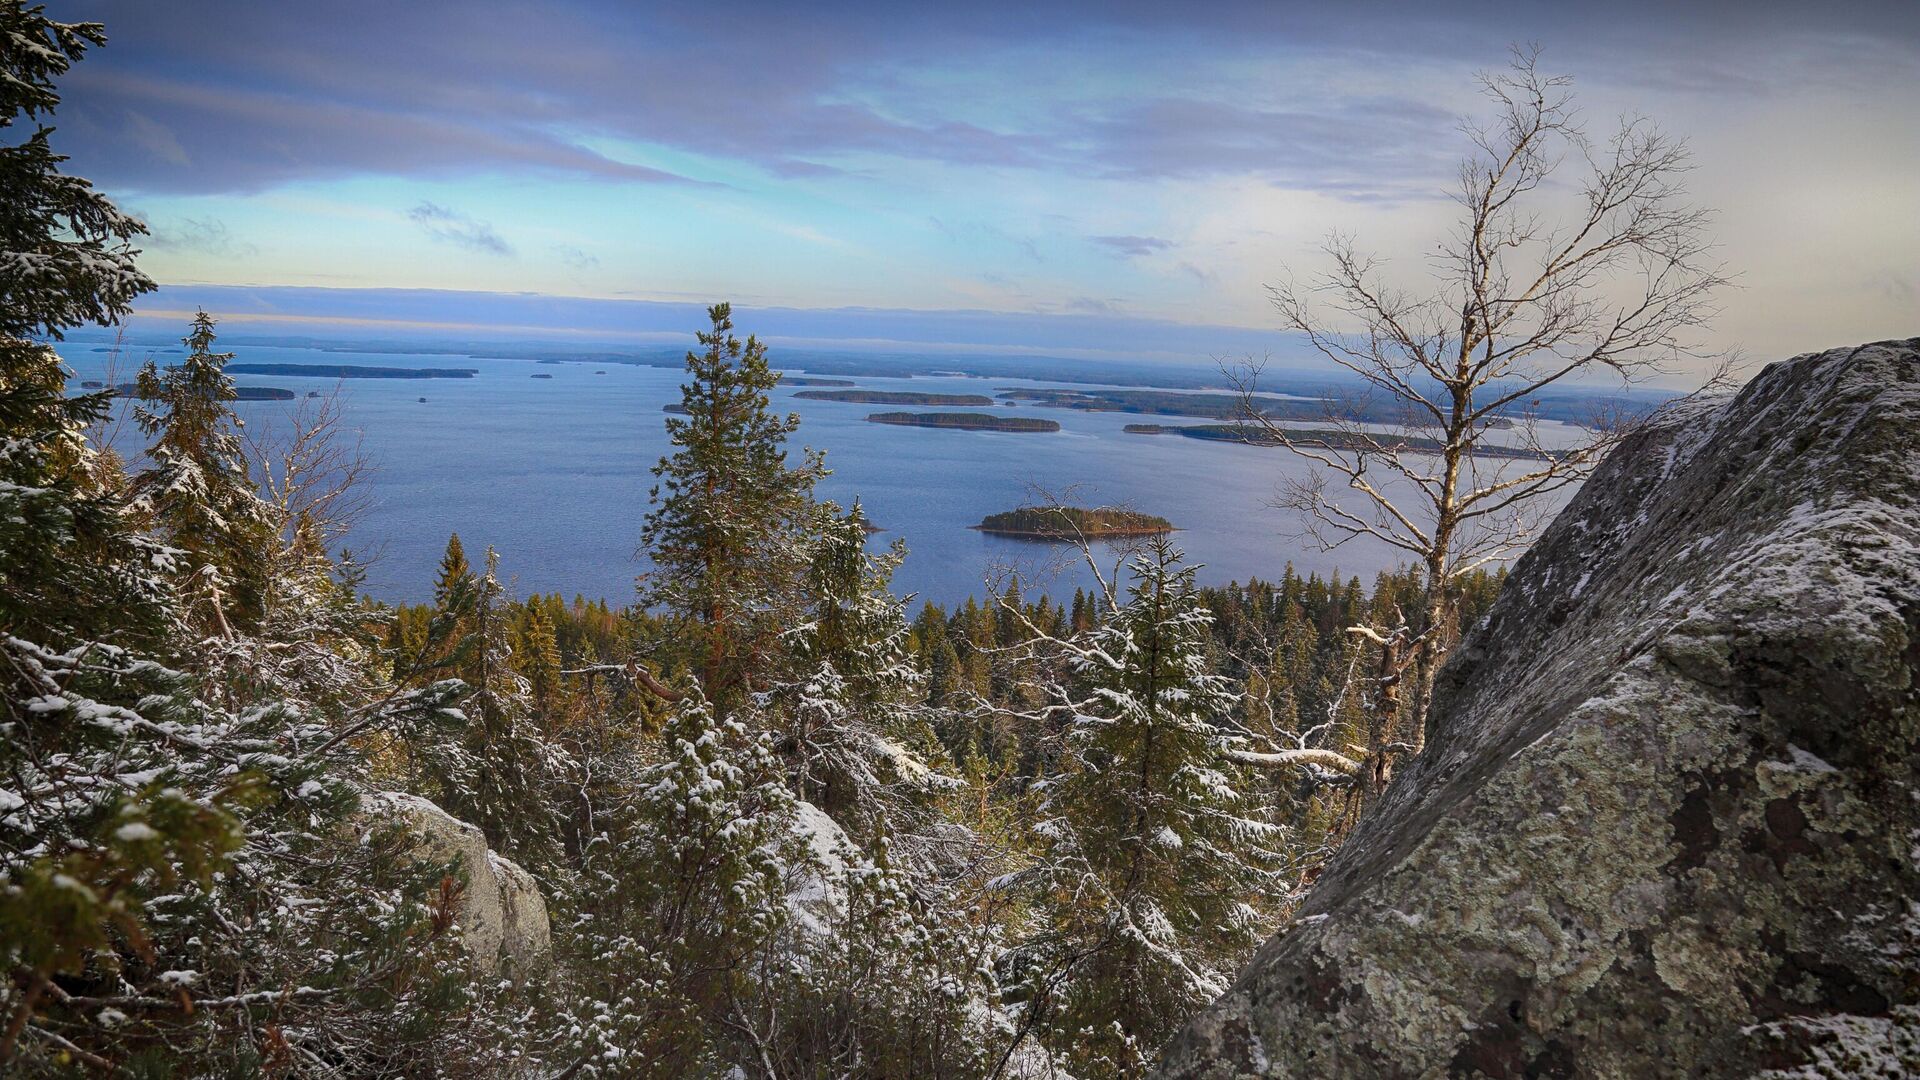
[129,311,275,632]
[640,303,823,710]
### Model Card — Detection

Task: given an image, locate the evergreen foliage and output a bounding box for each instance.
[639,302,824,709]
[1007,539,1287,1075]
[129,310,277,632]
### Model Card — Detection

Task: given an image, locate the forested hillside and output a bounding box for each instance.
[0,9,1496,1077]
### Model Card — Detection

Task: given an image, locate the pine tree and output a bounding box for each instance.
[129,310,276,633]
[1010,538,1286,1076]
[640,303,823,711]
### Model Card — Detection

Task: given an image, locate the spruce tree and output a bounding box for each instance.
[519,601,564,717]
[780,502,942,836]
[606,693,805,1069]
[0,6,151,341]
[639,303,823,711]
[433,531,471,607]
[0,4,160,646]
[129,310,276,633]
[1011,538,1286,1076]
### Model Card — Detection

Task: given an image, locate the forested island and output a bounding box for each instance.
[866,410,1060,432]
[780,376,856,386]
[227,362,478,379]
[974,506,1175,539]
[796,389,995,405]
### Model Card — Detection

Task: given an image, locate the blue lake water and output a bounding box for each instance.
[56,342,1575,608]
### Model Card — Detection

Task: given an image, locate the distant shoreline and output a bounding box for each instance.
[228,363,477,379]
[797,389,995,406]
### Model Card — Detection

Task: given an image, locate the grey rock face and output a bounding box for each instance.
[359,791,553,975]
[1159,340,1920,1078]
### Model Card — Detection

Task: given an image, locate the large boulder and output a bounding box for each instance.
[358,791,552,975]
[1159,340,1920,1078]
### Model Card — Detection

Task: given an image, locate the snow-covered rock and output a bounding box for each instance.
[358,791,552,975]
[1159,339,1920,1077]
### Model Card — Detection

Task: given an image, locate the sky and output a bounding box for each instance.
[50,1,1920,376]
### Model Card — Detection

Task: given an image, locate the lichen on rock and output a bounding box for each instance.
[1157,339,1920,1078]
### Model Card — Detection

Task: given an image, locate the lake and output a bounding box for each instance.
[54,341,1581,608]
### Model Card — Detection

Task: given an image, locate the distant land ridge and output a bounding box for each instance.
[227,363,478,379]
[796,389,994,406]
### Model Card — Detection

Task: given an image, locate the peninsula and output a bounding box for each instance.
[1173,423,1554,460]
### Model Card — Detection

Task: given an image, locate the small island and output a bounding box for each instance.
[530,373,554,379]
[866,411,1059,433]
[781,376,856,387]
[973,506,1175,539]
[1123,423,1181,434]
[797,389,994,406]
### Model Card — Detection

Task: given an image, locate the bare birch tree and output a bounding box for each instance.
[1234,47,1726,793]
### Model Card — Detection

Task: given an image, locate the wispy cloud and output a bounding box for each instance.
[556,244,600,269]
[145,215,259,258]
[408,202,513,256]
[1091,234,1173,258]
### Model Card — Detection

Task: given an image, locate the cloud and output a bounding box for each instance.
[122,109,189,166]
[60,0,1916,204]
[767,158,846,178]
[1177,261,1217,284]
[1077,95,1459,197]
[556,244,599,269]
[1090,234,1173,257]
[48,2,1468,198]
[145,215,259,257]
[62,70,707,195]
[408,202,513,256]
[929,216,1044,262]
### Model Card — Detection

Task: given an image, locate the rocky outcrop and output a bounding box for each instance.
[1159,340,1920,1078]
[359,791,552,975]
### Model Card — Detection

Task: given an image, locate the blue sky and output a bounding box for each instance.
[53,1,1920,374]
